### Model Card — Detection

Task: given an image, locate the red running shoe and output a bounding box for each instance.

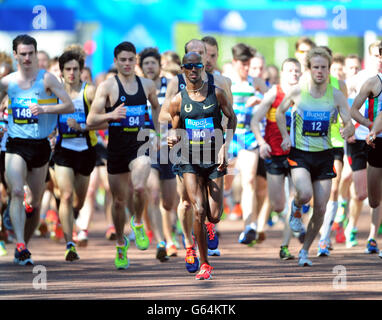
[195,263,213,280]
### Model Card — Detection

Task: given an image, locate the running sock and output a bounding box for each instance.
[320,201,338,242]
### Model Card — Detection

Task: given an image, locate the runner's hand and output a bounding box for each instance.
[340,125,355,141]
[259,143,272,159]
[167,136,179,149]
[366,131,376,148]
[29,103,44,115]
[0,126,7,139]
[217,145,228,172]
[280,135,291,152]
[67,118,81,131]
[346,134,356,144]
[110,103,126,121]
[245,95,262,108]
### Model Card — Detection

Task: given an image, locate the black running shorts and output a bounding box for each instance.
[287,147,336,181]
[53,146,96,176]
[6,137,51,171]
[346,140,368,171]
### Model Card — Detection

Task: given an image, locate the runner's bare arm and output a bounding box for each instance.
[216,87,236,146]
[38,72,74,114]
[251,85,276,145]
[350,77,377,129]
[159,76,179,123]
[253,76,270,94]
[0,76,8,103]
[167,93,182,148]
[145,78,161,132]
[339,80,348,99]
[276,85,299,140]
[334,88,355,140]
[87,80,126,128]
[74,83,108,131]
[215,74,233,105]
[367,111,382,145]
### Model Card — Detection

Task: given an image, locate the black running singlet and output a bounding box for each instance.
[179,82,223,164]
[106,75,148,153]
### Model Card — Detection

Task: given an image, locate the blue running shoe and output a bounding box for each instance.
[208,248,221,256]
[365,238,379,254]
[289,200,303,233]
[317,240,330,257]
[238,225,257,245]
[14,245,33,266]
[205,222,219,250]
[185,245,199,273]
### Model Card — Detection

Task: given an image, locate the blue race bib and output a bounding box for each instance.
[302,110,330,137]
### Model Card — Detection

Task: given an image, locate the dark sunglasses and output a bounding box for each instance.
[182,63,204,70]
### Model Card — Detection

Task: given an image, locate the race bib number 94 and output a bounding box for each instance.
[11,98,38,124]
[302,110,330,137]
[109,104,146,132]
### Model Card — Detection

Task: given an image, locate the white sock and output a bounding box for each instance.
[320,201,338,242]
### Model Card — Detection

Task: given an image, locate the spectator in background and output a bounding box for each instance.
[81,66,93,84]
[344,54,362,80]
[202,35,221,75]
[249,51,266,80]
[37,50,50,70]
[294,37,316,74]
[160,51,181,78]
[264,64,280,86]
[48,57,62,82]
[330,53,346,81]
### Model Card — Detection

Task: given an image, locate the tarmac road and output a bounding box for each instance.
[0,207,381,302]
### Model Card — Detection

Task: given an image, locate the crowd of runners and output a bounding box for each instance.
[0,33,381,281]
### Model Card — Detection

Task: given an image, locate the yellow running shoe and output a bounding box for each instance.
[130,217,149,250]
[115,236,130,270]
[0,241,7,256]
[65,243,80,262]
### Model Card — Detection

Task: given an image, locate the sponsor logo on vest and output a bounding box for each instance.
[203,104,214,110]
[184,104,193,113]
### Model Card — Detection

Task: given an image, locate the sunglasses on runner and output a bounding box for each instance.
[182,63,204,70]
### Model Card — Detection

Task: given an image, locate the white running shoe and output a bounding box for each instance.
[298,249,312,267]
[77,230,88,247]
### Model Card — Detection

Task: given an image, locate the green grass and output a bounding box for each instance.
[174,22,372,69]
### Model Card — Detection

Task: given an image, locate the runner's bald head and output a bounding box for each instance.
[184,39,206,54]
[182,52,202,64]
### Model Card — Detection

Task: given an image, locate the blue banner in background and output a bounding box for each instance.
[1,0,382,77]
[201,8,382,36]
[0,8,75,31]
